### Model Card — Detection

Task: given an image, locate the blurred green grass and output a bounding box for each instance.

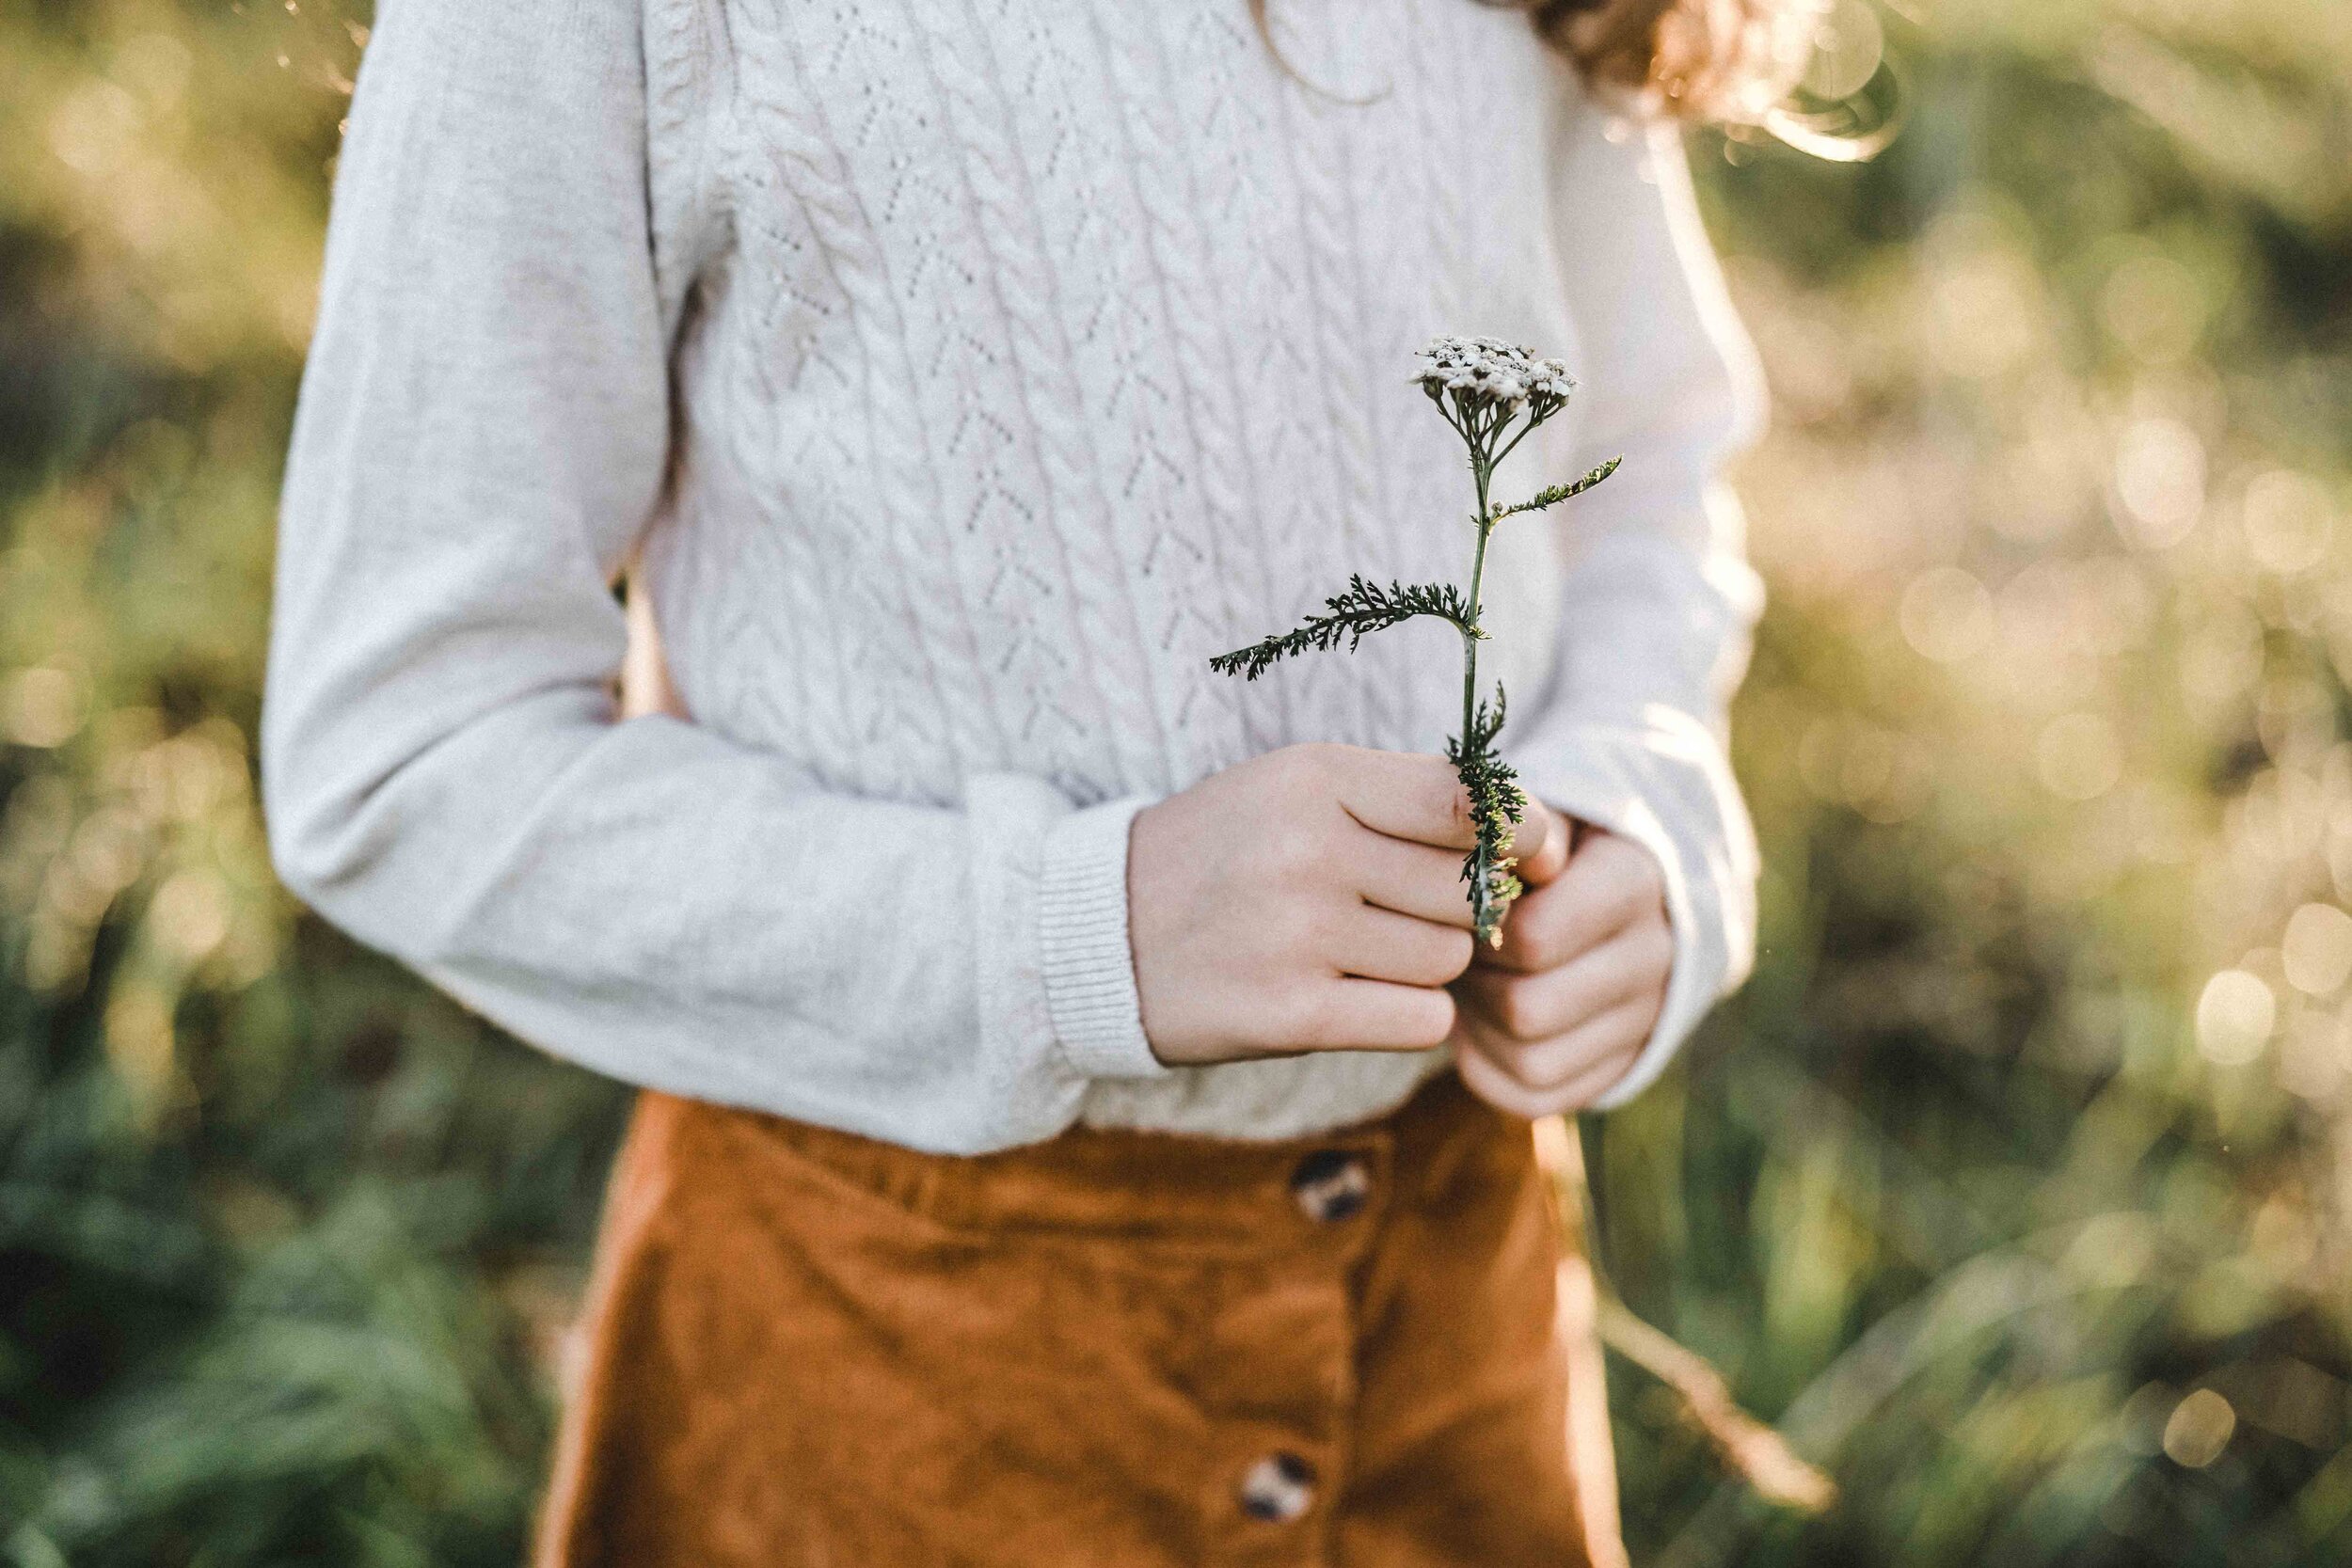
[3,2,2349,1564]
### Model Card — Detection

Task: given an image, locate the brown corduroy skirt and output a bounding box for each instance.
[532,1069,1623,1567]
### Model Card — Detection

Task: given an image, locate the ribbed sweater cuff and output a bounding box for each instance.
[1038,796,1168,1082]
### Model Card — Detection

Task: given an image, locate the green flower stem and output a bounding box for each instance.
[1458,448,1516,943]
[1461,471,1492,789]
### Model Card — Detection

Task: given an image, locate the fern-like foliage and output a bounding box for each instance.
[1208,576,1478,682]
[1492,457,1622,520]
[1449,686,1530,945]
[1463,684,1508,754]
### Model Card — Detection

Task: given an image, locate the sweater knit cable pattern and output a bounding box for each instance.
[262,0,1763,1151]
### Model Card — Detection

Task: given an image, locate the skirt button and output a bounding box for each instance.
[1290,1149,1370,1223]
[1239,1451,1317,1522]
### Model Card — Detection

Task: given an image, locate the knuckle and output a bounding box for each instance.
[1275,742,1342,797]
[1310,741,1371,784]
[1269,901,1330,964]
[1448,781,1478,837]
[1267,829,1326,882]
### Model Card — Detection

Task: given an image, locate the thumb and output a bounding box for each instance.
[1513,800,1576,886]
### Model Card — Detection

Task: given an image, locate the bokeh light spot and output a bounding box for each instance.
[1802,0,1886,103]
[2161,1389,2236,1468]
[151,869,233,964]
[2196,970,2276,1067]
[2114,418,2205,548]
[47,78,142,176]
[2280,904,2352,996]
[3,667,87,748]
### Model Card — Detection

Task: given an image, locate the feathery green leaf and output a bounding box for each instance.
[1207,576,1478,681]
[1492,456,1622,521]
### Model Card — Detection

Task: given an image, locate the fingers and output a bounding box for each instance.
[1347,830,1479,929]
[1298,978,1458,1053]
[1327,905,1475,988]
[1485,831,1665,974]
[1461,975,1662,1085]
[1457,920,1673,1044]
[1456,1031,1642,1119]
[1451,912,1670,1117]
[1457,981,1657,1098]
[1333,747,1480,849]
[1329,748,1554,868]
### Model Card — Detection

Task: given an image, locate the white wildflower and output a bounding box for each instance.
[1411,334,1575,420]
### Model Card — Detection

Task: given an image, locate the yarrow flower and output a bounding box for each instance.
[1214,336,1620,944]
[1412,335,1577,420]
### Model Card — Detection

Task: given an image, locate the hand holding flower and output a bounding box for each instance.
[1129,744,1561,1068]
[1451,817,1673,1117]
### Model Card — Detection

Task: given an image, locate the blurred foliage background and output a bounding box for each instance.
[1,0,2347,1563]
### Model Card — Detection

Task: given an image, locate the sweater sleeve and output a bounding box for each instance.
[1505,103,1768,1111]
[262,0,1167,1156]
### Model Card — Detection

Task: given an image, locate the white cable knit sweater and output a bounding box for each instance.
[262,0,1766,1153]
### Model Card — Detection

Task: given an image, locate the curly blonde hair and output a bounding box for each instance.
[1523,0,1817,120]
[1251,0,1819,123]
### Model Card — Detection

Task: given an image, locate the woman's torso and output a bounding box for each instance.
[634,0,1596,1135]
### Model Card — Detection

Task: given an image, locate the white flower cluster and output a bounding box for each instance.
[1411,335,1575,416]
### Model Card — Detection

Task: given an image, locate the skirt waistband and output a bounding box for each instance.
[654,1068,1517,1252]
